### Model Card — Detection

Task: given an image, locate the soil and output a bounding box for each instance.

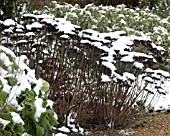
[86,112,170,136]
[133,113,170,136]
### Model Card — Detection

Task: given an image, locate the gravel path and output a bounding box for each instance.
[133,113,170,136]
[87,113,170,136]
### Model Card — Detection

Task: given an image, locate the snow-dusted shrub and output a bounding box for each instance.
[140,0,170,18]
[0,0,29,21]
[55,0,140,7]
[37,2,170,70]
[0,46,58,135]
[1,14,169,130]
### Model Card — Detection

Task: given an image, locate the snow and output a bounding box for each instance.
[53,112,58,121]
[58,126,70,133]
[154,70,170,78]
[101,74,111,82]
[0,46,16,58]
[22,13,36,19]
[78,126,85,134]
[120,18,127,25]
[143,76,154,83]
[4,67,35,109]
[60,35,70,39]
[151,43,165,52]
[41,18,57,26]
[121,55,134,62]
[3,28,13,34]
[15,28,23,33]
[3,19,16,27]
[123,72,136,81]
[0,67,8,77]
[130,35,151,41]
[33,41,47,46]
[111,41,131,51]
[132,52,153,59]
[17,40,28,44]
[0,47,45,113]
[0,118,10,129]
[0,52,13,67]
[16,24,24,29]
[72,128,78,132]
[10,112,24,125]
[46,99,54,109]
[54,133,68,136]
[80,39,91,45]
[26,22,43,30]
[21,133,30,136]
[25,32,35,37]
[0,20,3,25]
[57,112,85,135]
[43,49,49,54]
[93,42,111,52]
[0,9,3,15]
[56,23,76,35]
[151,73,161,80]
[149,90,170,112]
[34,97,46,122]
[145,68,154,73]
[133,62,144,69]
[102,61,116,75]
[37,14,54,19]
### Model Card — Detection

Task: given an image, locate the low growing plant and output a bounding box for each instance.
[0,46,58,135]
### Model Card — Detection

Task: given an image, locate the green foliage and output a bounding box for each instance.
[0,108,25,135]
[5,76,18,86]
[0,0,14,20]
[41,81,50,92]
[0,0,29,21]
[55,0,140,7]
[140,0,170,18]
[0,91,8,105]
[0,47,58,135]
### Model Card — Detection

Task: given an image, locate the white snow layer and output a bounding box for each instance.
[133,62,144,69]
[101,74,111,82]
[54,133,68,136]
[34,97,46,122]
[0,118,10,129]
[10,112,24,125]
[3,19,16,27]
[58,126,70,133]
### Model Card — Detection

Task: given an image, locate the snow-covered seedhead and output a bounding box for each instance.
[0,46,58,135]
[39,2,170,69]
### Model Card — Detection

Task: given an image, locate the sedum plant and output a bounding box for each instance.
[1,13,169,130]
[36,2,170,70]
[140,0,170,18]
[0,2,170,133]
